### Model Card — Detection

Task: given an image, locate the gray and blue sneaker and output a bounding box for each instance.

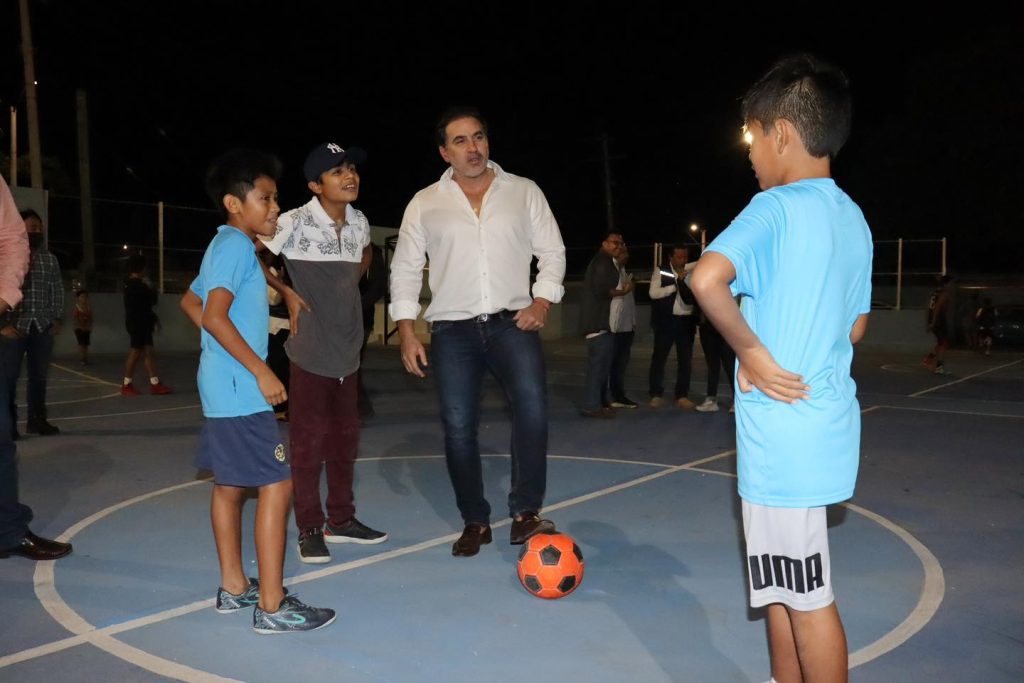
[215,578,288,614]
[253,595,336,634]
[216,578,261,613]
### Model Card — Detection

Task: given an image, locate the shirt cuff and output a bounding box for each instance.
[388,301,421,321]
[532,281,565,304]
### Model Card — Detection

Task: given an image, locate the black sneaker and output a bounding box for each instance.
[215,577,289,613]
[610,397,639,409]
[323,517,388,545]
[252,595,336,634]
[297,528,331,564]
[25,420,60,436]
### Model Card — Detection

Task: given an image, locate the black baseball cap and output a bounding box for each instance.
[303,143,367,183]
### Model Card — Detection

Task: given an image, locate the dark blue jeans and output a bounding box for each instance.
[0,335,32,549]
[605,330,635,405]
[648,315,696,398]
[699,321,735,397]
[430,315,548,525]
[583,332,616,411]
[3,326,55,425]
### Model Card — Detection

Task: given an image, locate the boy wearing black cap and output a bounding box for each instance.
[260,142,387,564]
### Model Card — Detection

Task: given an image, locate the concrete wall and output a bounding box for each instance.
[52,285,935,357]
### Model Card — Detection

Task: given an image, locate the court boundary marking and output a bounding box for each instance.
[908,358,1023,398]
[1,446,944,682]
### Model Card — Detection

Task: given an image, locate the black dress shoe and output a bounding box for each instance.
[25,420,60,436]
[0,532,72,560]
[510,512,555,545]
[451,524,492,557]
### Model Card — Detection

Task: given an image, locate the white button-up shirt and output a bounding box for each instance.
[649,262,696,316]
[389,161,566,322]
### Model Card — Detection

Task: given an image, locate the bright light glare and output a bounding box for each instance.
[122,244,128,250]
[689,223,698,233]
[742,127,753,146]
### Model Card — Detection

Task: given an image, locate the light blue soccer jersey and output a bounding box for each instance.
[706,178,872,507]
[190,226,271,418]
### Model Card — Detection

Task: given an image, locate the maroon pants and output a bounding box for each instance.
[288,363,359,531]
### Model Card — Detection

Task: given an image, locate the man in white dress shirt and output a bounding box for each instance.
[389,107,566,557]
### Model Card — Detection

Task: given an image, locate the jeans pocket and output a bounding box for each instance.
[430,320,453,335]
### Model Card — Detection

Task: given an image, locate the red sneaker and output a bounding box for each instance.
[120,383,141,396]
[150,383,173,395]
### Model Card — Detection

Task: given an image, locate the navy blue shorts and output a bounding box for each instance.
[195,412,290,487]
[129,329,154,349]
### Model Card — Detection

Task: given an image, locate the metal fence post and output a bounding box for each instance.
[896,237,903,311]
[158,201,165,294]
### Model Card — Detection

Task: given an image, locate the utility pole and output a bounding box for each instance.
[19,0,43,189]
[76,90,95,274]
[600,132,614,233]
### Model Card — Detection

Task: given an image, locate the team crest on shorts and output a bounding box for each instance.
[274,444,286,462]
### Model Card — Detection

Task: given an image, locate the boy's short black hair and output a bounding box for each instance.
[435,106,488,147]
[204,149,282,216]
[742,54,852,160]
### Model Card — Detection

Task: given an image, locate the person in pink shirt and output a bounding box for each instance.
[0,176,72,561]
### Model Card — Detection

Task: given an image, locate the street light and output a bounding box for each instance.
[689,223,706,251]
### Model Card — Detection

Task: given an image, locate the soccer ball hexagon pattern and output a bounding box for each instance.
[516,532,584,599]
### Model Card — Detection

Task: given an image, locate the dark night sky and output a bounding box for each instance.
[2,2,1022,273]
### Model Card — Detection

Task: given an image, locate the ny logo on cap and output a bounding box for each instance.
[327,143,344,154]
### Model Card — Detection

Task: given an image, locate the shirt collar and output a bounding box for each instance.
[439,160,507,185]
[304,196,358,228]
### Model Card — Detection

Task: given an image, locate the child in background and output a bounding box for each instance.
[121,254,172,395]
[975,297,995,356]
[72,290,92,366]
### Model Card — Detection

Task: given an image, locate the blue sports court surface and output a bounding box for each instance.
[1,341,1021,682]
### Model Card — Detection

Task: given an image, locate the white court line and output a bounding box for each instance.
[45,403,202,423]
[51,363,122,387]
[844,502,946,667]
[7,444,941,680]
[676,463,945,668]
[30,392,123,407]
[5,452,728,678]
[870,404,1024,420]
[909,358,1023,398]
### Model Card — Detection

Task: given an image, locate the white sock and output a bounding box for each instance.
[149,376,160,385]
[123,377,132,386]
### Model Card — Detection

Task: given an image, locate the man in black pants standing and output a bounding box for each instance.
[648,245,698,410]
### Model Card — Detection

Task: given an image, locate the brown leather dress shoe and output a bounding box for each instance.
[509,512,556,545]
[0,532,73,560]
[452,524,492,557]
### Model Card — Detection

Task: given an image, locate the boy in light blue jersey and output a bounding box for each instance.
[692,55,872,683]
[180,149,335,634]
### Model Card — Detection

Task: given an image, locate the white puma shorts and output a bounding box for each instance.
[742,500,835,611]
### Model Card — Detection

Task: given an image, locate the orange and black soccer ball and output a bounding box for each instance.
[516,532,585,599]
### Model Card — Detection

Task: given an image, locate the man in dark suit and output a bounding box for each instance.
[648,244,699,410]
[580,232,632,418]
